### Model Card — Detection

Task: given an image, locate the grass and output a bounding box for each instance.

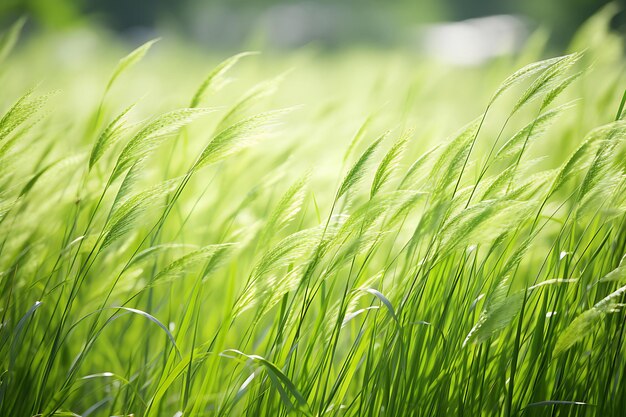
[0,7,626,417]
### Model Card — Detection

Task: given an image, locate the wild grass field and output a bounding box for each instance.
[1,7,626,417]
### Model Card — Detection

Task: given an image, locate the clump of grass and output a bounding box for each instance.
[0,7,625,417]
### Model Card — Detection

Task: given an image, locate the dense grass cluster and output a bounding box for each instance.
[1,8,626,417]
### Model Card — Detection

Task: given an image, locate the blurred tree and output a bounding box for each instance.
[0,0,83,28]
[0,0,623,48]
[85,0,183,31]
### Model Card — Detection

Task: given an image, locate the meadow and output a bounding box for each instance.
[0,7,626,417]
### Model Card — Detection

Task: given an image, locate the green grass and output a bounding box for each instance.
[1,7,626,417]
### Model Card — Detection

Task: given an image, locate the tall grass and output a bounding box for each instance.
[1,8,625,417]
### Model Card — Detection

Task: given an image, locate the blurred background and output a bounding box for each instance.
[0,0,624,59]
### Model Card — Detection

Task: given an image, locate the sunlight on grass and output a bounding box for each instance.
[0,7,625,417]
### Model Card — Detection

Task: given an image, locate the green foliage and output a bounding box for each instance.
[336,132,387,201]
[89,103,135,169]
[554,284,626,356]
[190,51,258,108]
[463,278,525,346]
[112,107,213,179]
[0,17,25,66]
[370,131,408,198]
[105,39,160,95]
[1,12,625,417]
